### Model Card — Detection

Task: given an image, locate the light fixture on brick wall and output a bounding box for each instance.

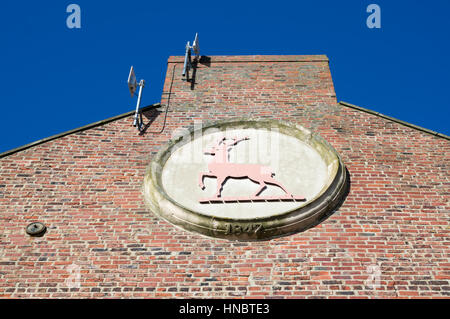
[25,222,47,237]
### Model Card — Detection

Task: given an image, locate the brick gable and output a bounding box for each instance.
[0,55,448,298]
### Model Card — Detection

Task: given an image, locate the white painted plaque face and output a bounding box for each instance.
[143,120,347,240]
[162,129,330,219]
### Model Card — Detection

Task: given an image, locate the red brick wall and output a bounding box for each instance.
[0,55,448,298]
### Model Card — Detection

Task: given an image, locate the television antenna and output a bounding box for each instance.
[182,33,200,78]
[128,66,145,131]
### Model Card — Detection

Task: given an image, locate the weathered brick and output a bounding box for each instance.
[0,55,448,299]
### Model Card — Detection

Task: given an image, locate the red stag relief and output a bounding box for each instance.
[198,137,305,203]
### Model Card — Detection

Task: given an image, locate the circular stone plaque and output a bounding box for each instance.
[143,120,348,240]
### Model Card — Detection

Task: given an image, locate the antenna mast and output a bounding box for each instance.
[127,66,145,131]
[182,33,200,79]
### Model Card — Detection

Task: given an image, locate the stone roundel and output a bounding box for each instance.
[143,120,348,241]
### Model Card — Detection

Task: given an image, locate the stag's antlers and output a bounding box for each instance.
[204,136,249,154]
[222,136,250,146]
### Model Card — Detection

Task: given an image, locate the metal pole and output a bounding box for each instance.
[182,41,191,77]
[133,79,145,129]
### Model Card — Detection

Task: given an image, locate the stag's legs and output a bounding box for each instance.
[215,177,226,198]
[199,172,216,190]
[254,182,267,197]
[261,176,293,197]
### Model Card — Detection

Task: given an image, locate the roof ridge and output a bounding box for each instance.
[2,101,447,158]
[339,101,449,141]
[0,103,161,159]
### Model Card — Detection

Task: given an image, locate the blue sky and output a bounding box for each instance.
[0,1,449,153]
